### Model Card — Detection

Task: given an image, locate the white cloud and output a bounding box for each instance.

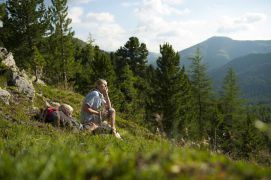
[235,13,266,24]
[68,9,126,51]
[86,12,115,23]
[69,0,93,4]
[217,13,267,34]
[121,2,140,7]
[135,18,209,52]
[133,0,208,52]
[69,7,84,23]
[136,0,189,16]
[163,0,184,5]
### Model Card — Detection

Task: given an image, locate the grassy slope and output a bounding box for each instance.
[0,84,271,179]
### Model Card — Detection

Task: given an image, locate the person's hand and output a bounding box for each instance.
[101,109,109,117]
[102,87,109,97]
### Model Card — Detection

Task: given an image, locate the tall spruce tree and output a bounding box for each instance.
[73,41,95,94]
[47,0,74,88]
[118,63,137,119]
[114,37,149,119]
[219,67,245,155]
[115,37,148,78]
[189,48,213,139]
[1,0,49,70]
[155,43,192,137]
[144,65,160,131]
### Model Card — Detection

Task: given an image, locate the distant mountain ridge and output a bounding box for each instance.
[210,52,271,103]
[179,36,271,70]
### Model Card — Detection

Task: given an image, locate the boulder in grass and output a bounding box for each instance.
[0,88,11,105]
[9,70,35,99]
[0,47,35,99]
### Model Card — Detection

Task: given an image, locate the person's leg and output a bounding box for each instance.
[108,108,116,130]
[84,122,98,134]
[108,108,122,139]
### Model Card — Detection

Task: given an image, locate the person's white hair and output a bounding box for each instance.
[96,79,107,87]
[59,103,73,117]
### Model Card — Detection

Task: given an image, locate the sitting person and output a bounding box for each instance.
[80,79,121,138]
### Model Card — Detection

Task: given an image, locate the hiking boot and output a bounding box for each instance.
[112,129,122,139]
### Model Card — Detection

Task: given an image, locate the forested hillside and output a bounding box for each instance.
[211,53,271,103]
[1,0,271,179]
[179,36,271,70]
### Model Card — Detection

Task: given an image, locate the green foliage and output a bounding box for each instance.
[73,43,95,95]
[217,68,248,158]
[115,37,148,78]
[255,120,271,140]
[118,64,137,118]
[188,48,213,139]
[1,111,271,179]
[113,37,149,121]
[0,3,5,46]
[0,62,9,87]
[220,68,244,117]
[1,0,49,70]
[153,43,194,137]
[33,46,46,82]
[46,0,75,88]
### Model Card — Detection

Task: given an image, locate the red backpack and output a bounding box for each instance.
[40,107,58,123]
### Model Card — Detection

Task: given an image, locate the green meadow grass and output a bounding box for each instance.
[0,84,271,179]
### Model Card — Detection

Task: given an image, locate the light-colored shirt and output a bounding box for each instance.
[80,89,106,124]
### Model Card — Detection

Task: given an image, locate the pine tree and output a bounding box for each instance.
[118,63,137,119]
[33,46,45,82]
[155,43,193,137]
[144,65,160,131]
[114,37,149,120]
[219,67,245,155]
[73,41,95,94]
[1,0,49,70]
[115,37,148,78]
[176,67,196,138]
[189,48,213,139]
[47,0,74,88]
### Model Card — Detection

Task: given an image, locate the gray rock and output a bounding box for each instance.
[2,53,17,69]
[9,70,35,99]
[0,47,8,59]
[0,89,11,105]
[0,47,35,99]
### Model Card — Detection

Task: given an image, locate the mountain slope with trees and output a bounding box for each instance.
[179,36,271,70]
[210,52,271,103]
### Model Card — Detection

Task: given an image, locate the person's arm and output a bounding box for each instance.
[104,92,112,109]
[83,103,101,116]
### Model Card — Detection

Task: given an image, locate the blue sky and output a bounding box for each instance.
[4,0,270,53]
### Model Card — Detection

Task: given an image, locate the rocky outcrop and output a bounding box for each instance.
[0,47,35,99]
[0,87,11,105]
[0,48,16,69]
